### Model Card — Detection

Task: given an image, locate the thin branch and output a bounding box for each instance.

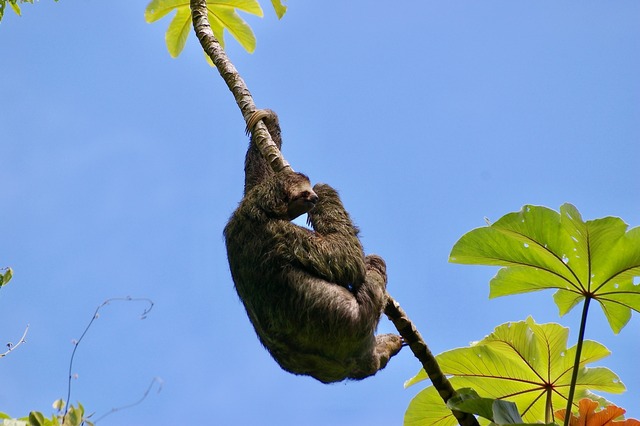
[385,299,479,426]
[93,377,164,424]
[64,297,154,417]
[1,324,29,358]
[190,0,291,174]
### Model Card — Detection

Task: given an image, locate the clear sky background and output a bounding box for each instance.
[1,1,639,425]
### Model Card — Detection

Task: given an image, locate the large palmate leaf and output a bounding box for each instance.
[404,318,624,426]
[145,0,265,57]
[450,204,640,333]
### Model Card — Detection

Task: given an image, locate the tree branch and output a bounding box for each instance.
[190,3,478,426]
[385,299,479,426]
[190,0,291,174]
[1,324,29,358]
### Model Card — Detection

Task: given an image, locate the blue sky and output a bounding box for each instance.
[1,1,639,425]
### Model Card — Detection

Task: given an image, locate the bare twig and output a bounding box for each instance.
[1,324,29,358]
[93,377,164,424]
[64,297,154,417]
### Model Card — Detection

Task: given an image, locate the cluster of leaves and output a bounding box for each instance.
[405,204,640,425]
[1,0,284,45]
[0,0,58,22]
[145,0,287,58]
[0,402,91,426]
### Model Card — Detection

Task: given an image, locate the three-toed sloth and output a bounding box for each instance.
[224,110,402,383]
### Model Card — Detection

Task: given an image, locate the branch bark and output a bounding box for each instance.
[385,299,479,426]
[0,324,29,358]
[190,0,291,174]
[190,3,478,426]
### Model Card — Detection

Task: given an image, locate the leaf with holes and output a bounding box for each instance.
[404,318,624,426]
[449,204,640,333]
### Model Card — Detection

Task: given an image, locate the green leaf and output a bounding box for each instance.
[492,400,525,425]
[450,204,640,333]
[210,6,257,53]
[447,392,550,426]
[270,0,287,19]
[10,0,20,16]
[52,399,65,411]
[405,385,457,426]
[405,318,624,426]
[447,388,496,421]
[144,0,263,56]
[145,0,184,22]
[0,267,13,287]
[28,411,45,426]
[165,6,191,58]
[208,10,227,48]
[66,406,80,426]
[0,412,12,419]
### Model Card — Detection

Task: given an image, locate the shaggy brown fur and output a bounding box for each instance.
[224,109,402,383]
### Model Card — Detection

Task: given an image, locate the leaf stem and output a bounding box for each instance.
[562,295,591,426]
[545,386,552,424]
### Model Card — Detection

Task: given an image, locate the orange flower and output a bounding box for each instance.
[555,399,640,426]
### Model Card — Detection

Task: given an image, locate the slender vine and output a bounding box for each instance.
[64,297,154,418]
[189,3,480,426]
[93,377,164,424]
[0,324,29,358]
